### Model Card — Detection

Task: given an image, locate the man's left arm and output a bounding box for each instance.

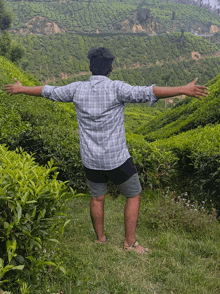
[153,78,209,100]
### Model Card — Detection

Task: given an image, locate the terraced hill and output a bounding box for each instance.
[5,0,220,35]
[14,32,220,87]
[134,71,220,140]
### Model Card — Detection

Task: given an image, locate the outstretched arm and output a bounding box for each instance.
[4,79,44,96]
[153,78,209,101]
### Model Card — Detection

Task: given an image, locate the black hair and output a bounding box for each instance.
[87,47,115,76]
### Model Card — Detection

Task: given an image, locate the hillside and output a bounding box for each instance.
[134,72,220,140]
[5,0,220,34]
[13,32,220,87]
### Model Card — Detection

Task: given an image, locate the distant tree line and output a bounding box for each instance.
[0,0,24,63]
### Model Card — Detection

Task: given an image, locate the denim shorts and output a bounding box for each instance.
[84,157,142,198]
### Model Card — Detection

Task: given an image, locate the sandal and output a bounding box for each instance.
[123,241,148,254]
[95,237,108,244]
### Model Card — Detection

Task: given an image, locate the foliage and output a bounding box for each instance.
[151,123,220,213]
[0,144,82,293]
[125,133,177,192]
[0,0,12,31]
[4,0,220,34]
[141,189,219,236]
[13,32,219,85]
[135,73,220,140]
[1,54,220,213]
[130,73,220,212]
[6,0,137,34]
[0,0,24,63]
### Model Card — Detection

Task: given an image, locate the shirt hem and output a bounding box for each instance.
[82,154,131,171]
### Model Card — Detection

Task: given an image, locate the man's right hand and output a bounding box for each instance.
[4,78,44,97]
[4,78,23,96]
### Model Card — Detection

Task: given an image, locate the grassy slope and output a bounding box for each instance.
[32,192,220,294]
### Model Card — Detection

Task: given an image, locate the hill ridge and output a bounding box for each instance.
[5,0,220,35]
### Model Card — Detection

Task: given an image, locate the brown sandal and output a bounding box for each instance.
[123,241,148,254]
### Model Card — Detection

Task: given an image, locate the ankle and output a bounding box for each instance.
[124,238,135,246]
[97,235,106,242]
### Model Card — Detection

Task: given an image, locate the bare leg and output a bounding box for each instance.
[124,193,147,253]
[90,194,106,242]
[124,193,141,246]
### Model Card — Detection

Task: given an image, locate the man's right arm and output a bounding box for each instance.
[4,79,44,96]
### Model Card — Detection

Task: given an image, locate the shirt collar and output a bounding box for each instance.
[89,75,110,91]
[89,75,110,81]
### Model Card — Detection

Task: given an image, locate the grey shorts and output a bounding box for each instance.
[87,173,142,198]
[84,157,142,198]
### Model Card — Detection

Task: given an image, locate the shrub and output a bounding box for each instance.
[152,124,220,214]
[0,144,83,293]
[135,74,220,141]
[126,133,177,191]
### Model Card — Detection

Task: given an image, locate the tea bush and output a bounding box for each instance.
[135,73,220,141]
[152,124,220,213]
[0,144,83,293]
[126,133,177,191]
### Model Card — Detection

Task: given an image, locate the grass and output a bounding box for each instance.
[29,190,220,294]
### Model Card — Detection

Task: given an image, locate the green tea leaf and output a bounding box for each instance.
[12,265,24,270]
[48,239,60,244]
[16,202,22,223]
[59,266,66,275]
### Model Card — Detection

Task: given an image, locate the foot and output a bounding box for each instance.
[95,236,108,244]
[123,241,148,254]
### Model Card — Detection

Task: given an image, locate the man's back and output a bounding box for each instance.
[42,75,157,170]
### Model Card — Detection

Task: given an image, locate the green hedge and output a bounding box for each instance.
[152,124,220,213]
[0,144,82,293]
[135,73,220,141]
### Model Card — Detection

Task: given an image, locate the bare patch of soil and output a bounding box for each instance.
[191,51,202,61]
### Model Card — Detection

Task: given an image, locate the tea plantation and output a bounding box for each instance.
[0,54,220,293]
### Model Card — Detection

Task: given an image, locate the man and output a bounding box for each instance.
[4,47,209,254]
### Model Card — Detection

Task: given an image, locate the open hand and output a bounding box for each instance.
[4,78,22,96]
[184,78,209,100]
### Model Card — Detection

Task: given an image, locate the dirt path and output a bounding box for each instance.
[43,50,220,84]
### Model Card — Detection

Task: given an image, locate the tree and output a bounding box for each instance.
[137,6,151,25]
[0,0,24,63]
[0,0,12,31]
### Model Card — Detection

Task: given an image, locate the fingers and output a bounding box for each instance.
[15,78,20,84]
[193,78,198,84]
[3,85,14,95]
[199,89,209,94]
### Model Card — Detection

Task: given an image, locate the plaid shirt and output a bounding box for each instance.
[41,75,158,170]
